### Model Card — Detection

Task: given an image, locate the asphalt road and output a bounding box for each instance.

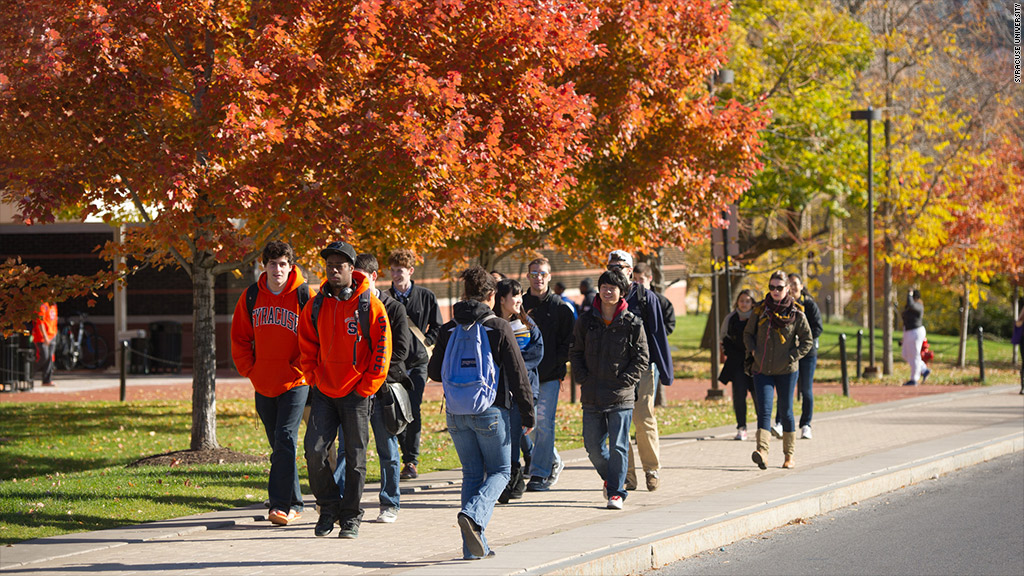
[647,452,1024,576]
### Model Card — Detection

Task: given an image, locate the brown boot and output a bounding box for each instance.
[782,431,797,469]
[751,429,770,470]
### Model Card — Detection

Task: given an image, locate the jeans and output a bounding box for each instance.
[399,363,428,465]
[773,350,816,428]
[255,386,309,512]
[583,407,632,499]
[304,387,370,524]
[528,379,561,478]
[333,393,401,510]
[509,403,533,471]
[732,372,755,429]
[754,372,798,433]
[447,406,510,559]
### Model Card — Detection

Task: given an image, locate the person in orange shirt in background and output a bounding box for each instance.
[230,240,311,526]
[300,241,392,540]
[32,300,59,387]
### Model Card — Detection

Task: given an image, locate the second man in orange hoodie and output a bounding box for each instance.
[300,241,392,539]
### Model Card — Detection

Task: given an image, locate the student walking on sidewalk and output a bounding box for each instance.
[429,267,534,560]
[719,289,757,441]
[901,289,930,387]
[571,270,649,510]
[743,271,813,470]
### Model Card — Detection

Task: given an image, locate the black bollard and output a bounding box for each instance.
[839,334,850,397]
[977,326,985,383]
[120,340,129,402]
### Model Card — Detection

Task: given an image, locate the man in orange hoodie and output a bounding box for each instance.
[230,240,310,526]
[32,299,59,386]
[300,241,392,539]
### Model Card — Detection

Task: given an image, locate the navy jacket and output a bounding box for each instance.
[625,283,674,386]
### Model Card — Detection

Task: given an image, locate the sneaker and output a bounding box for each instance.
[801,425,812,440]
[338,519,360,539]
[547,458,566,488]
[509,473,526,500]
[607,495,624,510]
[920,369,931,384]
[526,475,553,492]
[376,507,398,524]
[314,510,338,537]
[734,427,747,441]
[268,509,301,526]
[903,380,918,387]
[458,513,487,558]
[645,470,660,492]
[770,422,783,439]
[400,462,418,480]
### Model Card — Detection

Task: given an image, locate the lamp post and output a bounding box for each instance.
[706,69,733,400]
[851,107,881,378]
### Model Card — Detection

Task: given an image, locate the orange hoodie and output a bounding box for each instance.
[298,270,392,399]
[32,302,58,343]
[230,268,308,397]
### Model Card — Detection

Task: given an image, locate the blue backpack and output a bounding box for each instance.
[441,313,499,415]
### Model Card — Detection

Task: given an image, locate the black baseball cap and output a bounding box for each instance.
[320,241,357,264]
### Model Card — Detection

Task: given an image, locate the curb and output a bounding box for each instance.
[537,431,1023,575]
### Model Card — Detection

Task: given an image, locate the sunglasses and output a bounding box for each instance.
[768,284,786,292]
[528,271,550,278]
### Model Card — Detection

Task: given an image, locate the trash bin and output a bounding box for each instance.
[1,334,18,387]
[148,321,182,374]
[129,337,151,375]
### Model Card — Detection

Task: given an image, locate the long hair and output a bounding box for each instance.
[494,279,531,325]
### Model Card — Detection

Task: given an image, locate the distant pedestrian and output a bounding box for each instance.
[771,274,822,440]
[719,289,757,441]
[32,299,58,387]
[428,266,534,560]
[387,248,444,481]
[230,241,310,526]
[493,279,544,504]
[301,241,392,539]
[743,271,813,470]
[1014,307,1023,394]
[571,270,649,510]
[578,278,597,316]
[553,281,578,320]
[901,289,930,387]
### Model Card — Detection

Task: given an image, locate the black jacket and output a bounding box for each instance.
[428,300,535,428]
[655,291,676,335]
[523,289,576,383]
[389,281,444,367]
[797,290,823,342]
[378,290,411,384]
[570,302,649,410]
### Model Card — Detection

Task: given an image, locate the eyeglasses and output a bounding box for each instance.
[768,284,786,292]
[528,271,550,278]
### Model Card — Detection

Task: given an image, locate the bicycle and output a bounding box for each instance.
[55,312,109,370]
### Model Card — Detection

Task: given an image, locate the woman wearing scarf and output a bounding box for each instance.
[743,271,813,469]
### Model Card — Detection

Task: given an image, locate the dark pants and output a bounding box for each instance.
[304,387,370,524]
[35,339,55,384]
[731,373,755,429]
[255,386,309,512]
[398,363,427,465]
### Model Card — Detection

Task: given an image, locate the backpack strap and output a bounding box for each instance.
[353,290,372,367]
[297,283,310,310]
[636,284,649,324]
[310,291,325,337]
[245,283,260,326]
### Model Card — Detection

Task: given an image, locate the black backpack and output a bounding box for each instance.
[245,282,311,325]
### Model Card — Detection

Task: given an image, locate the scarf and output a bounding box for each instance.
[758,292,798,344]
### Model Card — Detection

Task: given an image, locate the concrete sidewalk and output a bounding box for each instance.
[2,385,1021,575]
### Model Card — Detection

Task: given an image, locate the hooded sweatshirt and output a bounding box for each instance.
[230,268,308,397]
[298,270,392,399]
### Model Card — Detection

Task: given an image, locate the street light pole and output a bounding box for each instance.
[851,106,881,378]
[706,69,733,401]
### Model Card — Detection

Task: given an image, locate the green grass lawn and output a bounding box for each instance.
[5,313,1011,545]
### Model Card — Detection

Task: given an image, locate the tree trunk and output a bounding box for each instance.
[190,252,219,451]
[957,280,970,368]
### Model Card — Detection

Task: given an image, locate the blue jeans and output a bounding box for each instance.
[334,393,401,510]
[583,407,632,499]
[755,372,798,433]
[447,406,510,559]
[528,379,561,478]
[509,404,533,471]
[304,388,370,523]
[773,351,816,428]
[399,363,428,465]
[255,386,309,512]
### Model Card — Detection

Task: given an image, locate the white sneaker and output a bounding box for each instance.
[734,428,747,441]
[801,425,812,439]
[770,422,783,439]
[376,507,398,523]
[607,495,624,510]
[547,457,566,488]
